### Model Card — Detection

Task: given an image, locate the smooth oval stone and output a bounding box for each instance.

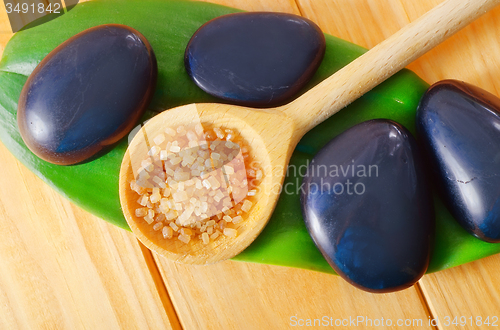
[300,120,434,293]
[184,12,325,107]
[417,80,500,242]
[17,24,157,165]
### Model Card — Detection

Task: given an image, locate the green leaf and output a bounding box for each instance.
[1,0,498,275]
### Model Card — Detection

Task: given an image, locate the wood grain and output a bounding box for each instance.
[155,256,434,329]
[0,141,173,329]
[419,255,500,328]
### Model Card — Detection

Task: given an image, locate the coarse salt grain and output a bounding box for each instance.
[144,215,154,224]
[223,228,237,238]
[223,165,234,175]
[150,190,161,204]
[195,124,204,135]
[139,195,149,206]
[170,222,179,231]
[208,176,220,189]
[135,208,148,217]
[130,124,261,245]
[163,226,173,239]
[178,234,190,244]
[166,210,177,220]
[201,232,210,244]
[177,126,186,134]
[173,191,188,202]
[210,231,221,240]
[186,130,197,141]
[154,134,165,145]
[174,171,190,182]
[149,146,160,156]
[153,176,167,189]
[169,157,181,165]
[165,127,176,136]
[170,145,181,153]
[232,215,243,224]
[153,222,163,231]
[241,200,252,212]
[180,228,193,236]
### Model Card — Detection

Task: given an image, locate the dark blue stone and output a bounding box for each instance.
[300,120,434,293]
[184,12,325,107]
[417,80,500,242]
[17,24,157,165]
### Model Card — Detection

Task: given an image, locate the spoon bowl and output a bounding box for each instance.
[120,103,296,264]
[119,0,500,264]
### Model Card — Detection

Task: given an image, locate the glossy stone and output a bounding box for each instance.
[300,120,434,293]
[184,12,325,107]
[17,24,157,165]
[417,80,500,242]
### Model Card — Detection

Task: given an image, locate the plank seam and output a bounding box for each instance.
[138,241,183,330]
[416,280,441,330]
[293,0,305,17]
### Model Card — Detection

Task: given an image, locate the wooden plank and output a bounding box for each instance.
[155,256,434,329]
[296,0,500,328]
[419,256,500,329]
[0,142,174,329]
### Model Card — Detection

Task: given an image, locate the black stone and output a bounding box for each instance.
[300,120,434,293]
[17,24,157,165]
[184,12,325,107]
[417,80,500,242]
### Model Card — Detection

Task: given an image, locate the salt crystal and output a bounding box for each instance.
[163,226,173,239]
[154,134,165,145]
[202,233,210,244]
[223,228,237,238]
[165,127,176,136]
[232,215,243,224]
[173,191,188,202]
[135,208,148,217]
[170,145,181,153]
[241,200,253,212]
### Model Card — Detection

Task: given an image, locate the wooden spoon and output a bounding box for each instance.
[120,0,500,265]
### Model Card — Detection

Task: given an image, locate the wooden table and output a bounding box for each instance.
[1,0,500,328]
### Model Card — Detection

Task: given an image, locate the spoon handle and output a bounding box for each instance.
[285,0,500,135]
